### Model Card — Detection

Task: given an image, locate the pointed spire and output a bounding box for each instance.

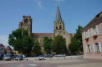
[56,6,62,22]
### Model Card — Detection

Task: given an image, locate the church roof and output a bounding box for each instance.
[32,33,54,37]
[56,6,62,22]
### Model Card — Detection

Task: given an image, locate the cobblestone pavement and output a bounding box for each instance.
[0,59,102,67]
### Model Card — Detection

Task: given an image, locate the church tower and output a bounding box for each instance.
[19,16,32,35]
[54,6,66,36]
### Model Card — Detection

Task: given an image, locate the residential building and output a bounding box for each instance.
[82,11,102,60]
[5,46,13,54]
[0,43,5,55]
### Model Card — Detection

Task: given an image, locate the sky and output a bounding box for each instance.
[0,0,102,46]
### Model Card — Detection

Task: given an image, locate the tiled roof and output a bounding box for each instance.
[0,43,5,48]
[5,46,12,50]
[32,33,54,37]
[82,11,102,32]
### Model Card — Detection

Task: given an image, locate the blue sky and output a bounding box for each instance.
[0,0,102,46]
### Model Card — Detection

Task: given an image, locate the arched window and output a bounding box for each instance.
[56,27,58,30]
[24,19,28,23]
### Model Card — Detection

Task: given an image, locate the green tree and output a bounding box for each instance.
[32,40,41,56]
[43,37,52,54]
[52,35,67,54]
[8,29,34,56]
[69,25,83,55]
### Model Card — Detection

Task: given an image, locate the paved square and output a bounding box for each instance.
[0,59,102,67]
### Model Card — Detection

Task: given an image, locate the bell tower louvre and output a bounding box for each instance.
[54,6,66,36]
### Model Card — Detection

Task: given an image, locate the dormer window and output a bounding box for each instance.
[99,13,102,17]
[96,12,102,18]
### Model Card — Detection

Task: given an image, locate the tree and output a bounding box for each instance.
[32,40,41,56]
[69,25,83,55]
[43,37,52,54]
[8,29,34,56]
[52,35,67,54]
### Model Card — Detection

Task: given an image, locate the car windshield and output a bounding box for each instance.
[4,54,11,57]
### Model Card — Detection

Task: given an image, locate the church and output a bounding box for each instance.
[18,7,74,53]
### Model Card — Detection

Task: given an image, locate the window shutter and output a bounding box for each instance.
[100,23,102,32]
[89,45,92,53]
[86,45,88,53]
[99,42,102,52]
[96,25,99,34]
[84,32,86,38]
[93,44,95,53]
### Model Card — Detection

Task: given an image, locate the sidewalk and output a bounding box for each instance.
[59,62,102,67]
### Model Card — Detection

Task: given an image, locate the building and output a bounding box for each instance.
[0,43,5,55]
[19,16,32,35]
[5,46,13,54]
[82,11,102,60]
[0,43,5,60]
[19,6,74,54]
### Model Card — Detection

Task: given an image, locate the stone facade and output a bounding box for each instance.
[82,11,102,60]
[19,7,74,54]
[19,16,32,35]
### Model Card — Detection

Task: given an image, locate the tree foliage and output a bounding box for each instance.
[52,35,67,54]
[69,25,83,55]
[43,37,52,54]
[8,29,34,56]
[32,40,41,56]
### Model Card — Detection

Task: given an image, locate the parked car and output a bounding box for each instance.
[14,54,23,60]
[38,55,45,60]
[23,55,26,58]
[12,55,17,60]
[44,54,53,58]
[3,53,12,60]
[54,54,66,57]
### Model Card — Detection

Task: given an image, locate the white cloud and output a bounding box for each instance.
[0,35,8,47]
[33,0,42,9]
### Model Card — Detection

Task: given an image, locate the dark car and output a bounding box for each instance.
[15,54,23,60]
[3,54,12,61]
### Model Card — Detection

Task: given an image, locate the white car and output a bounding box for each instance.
[38,55,45,60]
[4,54,12,60]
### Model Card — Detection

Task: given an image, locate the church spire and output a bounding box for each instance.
[56,6,62,22]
